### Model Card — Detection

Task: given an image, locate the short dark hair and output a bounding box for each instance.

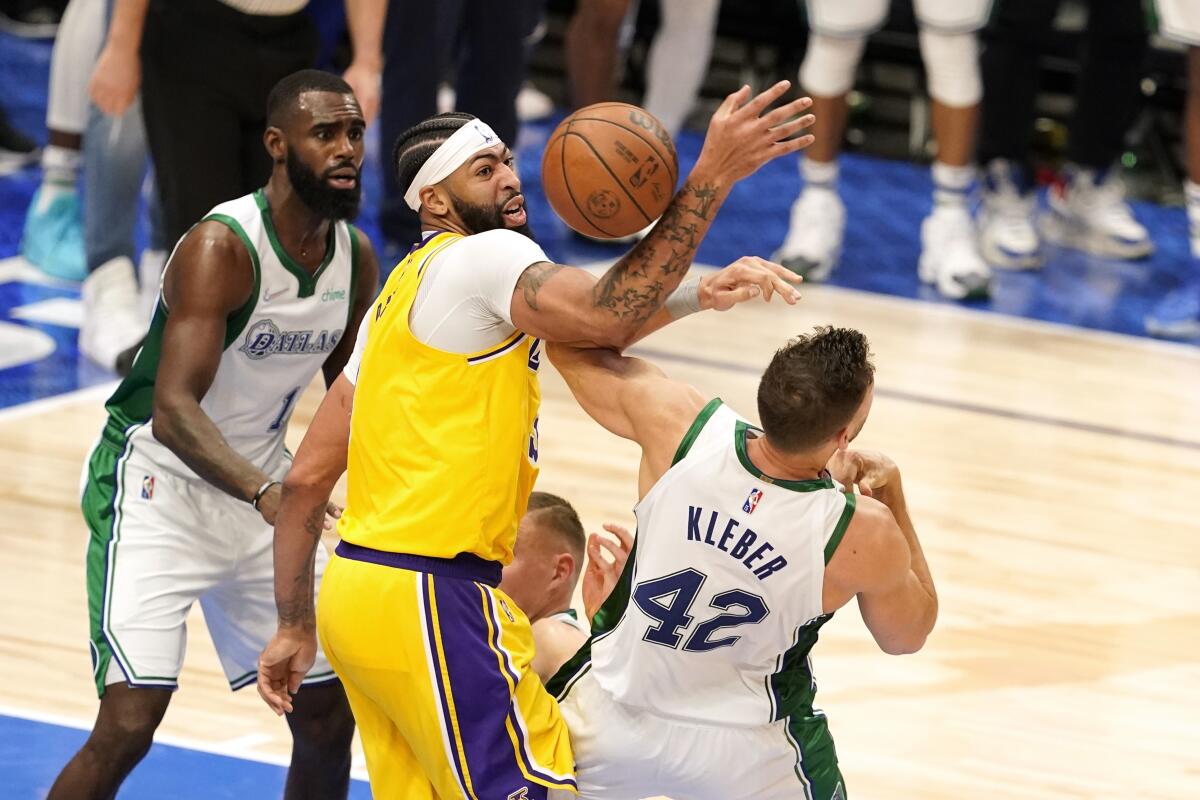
[526,491,586,566]
[756,327,875,452]
[266,69,354,127]
[392,112,476,195]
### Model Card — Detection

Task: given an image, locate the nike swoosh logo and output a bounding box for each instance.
[263,287,288,302]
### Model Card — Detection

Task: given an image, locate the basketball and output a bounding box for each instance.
[541,103,679,239]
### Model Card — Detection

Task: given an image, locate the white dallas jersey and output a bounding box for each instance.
[587,400,855,727]
[103,189,359,479]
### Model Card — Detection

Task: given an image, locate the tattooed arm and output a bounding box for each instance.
[258,375,354,714]
[510,81,815,349]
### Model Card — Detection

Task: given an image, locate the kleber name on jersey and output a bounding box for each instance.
[239,319,344,360]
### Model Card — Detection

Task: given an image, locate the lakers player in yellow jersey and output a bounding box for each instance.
[258,81,815,799]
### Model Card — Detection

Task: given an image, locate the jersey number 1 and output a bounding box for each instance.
[269,387,300,432]
[632,568,769,653]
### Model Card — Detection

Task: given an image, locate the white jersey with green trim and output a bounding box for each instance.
[103,189,358,480]
[588,400,856,727]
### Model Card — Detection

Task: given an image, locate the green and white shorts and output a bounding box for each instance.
[81,423,335,696]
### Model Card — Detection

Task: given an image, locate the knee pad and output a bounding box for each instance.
[918,28,982,107]
[799,33,867,98]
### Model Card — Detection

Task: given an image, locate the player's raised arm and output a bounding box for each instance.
[618,255,803,345]
[151,223,282,511]
[511,82,814,348]
[546,342,707,496]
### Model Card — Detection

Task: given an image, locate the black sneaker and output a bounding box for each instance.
[0,110,38,176]
[0,0,64,38]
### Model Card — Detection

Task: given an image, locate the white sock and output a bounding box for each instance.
[40,145,80,187]
[45,0,105,133]
[802,158,839,191]
[931,161,974,211]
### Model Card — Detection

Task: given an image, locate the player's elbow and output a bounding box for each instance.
[872,596,938,656]
[281,461,339,498]
[879,631,929,656]
[591,321,640,351]
[150,398,186,450]
[881,606,938,655]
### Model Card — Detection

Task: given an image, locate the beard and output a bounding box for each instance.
[286,147,362,221]
[447,188,535,241]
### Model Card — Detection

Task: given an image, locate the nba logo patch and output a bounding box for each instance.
[141,475,155,501]
[743,487,763,514]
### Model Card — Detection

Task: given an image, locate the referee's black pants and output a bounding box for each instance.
[140,0,318,247]
[978,0,1148,181]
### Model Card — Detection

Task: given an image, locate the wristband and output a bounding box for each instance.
[665,277,702,319]
[251,479,280,511]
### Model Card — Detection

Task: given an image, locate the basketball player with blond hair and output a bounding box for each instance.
[258,82,815,798]
[499,492,634,682]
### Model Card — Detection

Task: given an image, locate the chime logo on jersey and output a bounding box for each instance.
[239,319,343,361]
[141,475,154,501]
[743,487,763,514]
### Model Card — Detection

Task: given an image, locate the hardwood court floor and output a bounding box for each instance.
[2,283,1198,799]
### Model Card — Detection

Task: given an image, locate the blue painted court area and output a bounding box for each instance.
[1,26,1197,410]
[0,713,372,799]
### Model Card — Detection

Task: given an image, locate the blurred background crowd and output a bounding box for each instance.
[1,0,1197,374]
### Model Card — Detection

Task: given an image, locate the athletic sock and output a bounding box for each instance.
[801,158,839,192]
[931,161,974,211]
[37,145,81,211]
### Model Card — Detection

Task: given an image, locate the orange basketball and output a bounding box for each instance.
[541,103,679,239]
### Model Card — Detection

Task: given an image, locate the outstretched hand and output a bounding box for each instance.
[697,81,816,184]
[582,523,634,622]
[700,257,802,311]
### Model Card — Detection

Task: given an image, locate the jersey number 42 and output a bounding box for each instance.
[632,568,769,653]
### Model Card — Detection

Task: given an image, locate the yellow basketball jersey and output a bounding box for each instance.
[339,232,541,564]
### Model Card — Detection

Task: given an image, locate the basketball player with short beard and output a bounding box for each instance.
[50,70,378,800]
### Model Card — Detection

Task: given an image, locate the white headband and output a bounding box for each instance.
[403,120,502,211]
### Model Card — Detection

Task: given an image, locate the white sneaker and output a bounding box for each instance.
[772,187,844,282]
[517,83,554,122]
[1039,166,1154,259]
[979,160,1042,270]
[918,206,992,300]
[80,257,147,372]
[137,248,167,323]
[437,83,455,114]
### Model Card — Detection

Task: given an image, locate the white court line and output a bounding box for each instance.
[0,703,370,781]
[0,256,81,289]
[577,259,1200,359]
[0,381,117,423]
[9,297,84,328]
[817,282,1200,359]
